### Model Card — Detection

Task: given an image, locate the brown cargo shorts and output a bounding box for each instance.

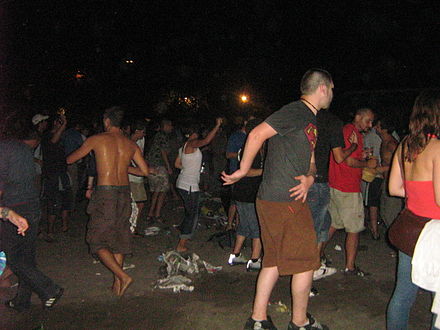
[256,199,320,275]
[86,185,132,255]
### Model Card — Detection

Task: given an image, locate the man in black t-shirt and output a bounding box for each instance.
[223,69,333,330]
[227,119,264,272]
[41,114,73,240]
[309,111,357,281]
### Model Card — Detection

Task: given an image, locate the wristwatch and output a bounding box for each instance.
[0,207,10,219]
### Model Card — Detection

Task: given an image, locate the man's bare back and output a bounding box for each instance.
[67,129,148,184]
[66,114,149,297]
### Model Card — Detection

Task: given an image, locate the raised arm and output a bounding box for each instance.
[50,115,67,144]
[388,143,405,197]
[188,118,223,149]
[222,122,276,185]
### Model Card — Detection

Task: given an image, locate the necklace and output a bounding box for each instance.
[300,98,318,112]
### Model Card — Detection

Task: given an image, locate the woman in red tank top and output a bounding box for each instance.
[387,90,440,329]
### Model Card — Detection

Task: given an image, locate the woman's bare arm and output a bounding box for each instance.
[389,144,405,197]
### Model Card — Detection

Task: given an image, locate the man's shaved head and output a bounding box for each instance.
[300,69,333,95]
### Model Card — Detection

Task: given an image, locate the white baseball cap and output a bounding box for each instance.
[32,114,49,125]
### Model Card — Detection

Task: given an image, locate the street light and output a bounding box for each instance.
[240,94,249,103]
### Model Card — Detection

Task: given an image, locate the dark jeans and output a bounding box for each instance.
[177,188,200,240]
[1,203,60,307]
[307,183,331,243]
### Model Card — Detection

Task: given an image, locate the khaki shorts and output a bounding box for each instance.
[147,166,170,192]
[129,181,147,202]
[328,188,365,233]
[256,199,320,276]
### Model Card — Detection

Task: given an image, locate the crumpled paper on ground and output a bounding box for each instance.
[154,251,222,292]
[155,275,194,293]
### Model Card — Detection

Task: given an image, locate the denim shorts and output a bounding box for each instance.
[307,183,331,243]
[236,202,260,239]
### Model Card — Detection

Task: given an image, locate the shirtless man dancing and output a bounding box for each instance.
[67,107,149,296]
[375,117,402,227]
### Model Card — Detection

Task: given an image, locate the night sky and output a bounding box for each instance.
[1,1,439,120]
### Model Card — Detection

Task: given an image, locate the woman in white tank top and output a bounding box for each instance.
[175,118,223,252]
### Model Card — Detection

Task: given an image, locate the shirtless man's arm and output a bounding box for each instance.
[67,137,94,164]
[128,146,149,176]
[376,139,398,174]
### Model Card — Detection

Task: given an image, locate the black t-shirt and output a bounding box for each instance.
[258,101,317,202]
[41,134,67,177]
[315,111,345,183]
[232,149,263,203]
[0,140,39,207]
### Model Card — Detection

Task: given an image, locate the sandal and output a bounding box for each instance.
[43,288,64,309]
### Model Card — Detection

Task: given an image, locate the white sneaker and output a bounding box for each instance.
[246,259,261,272]
[313,264,337,281]
[228,253,247,265]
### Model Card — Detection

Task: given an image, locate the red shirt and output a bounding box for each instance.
[328,123,363,192]
[406,181,440,219]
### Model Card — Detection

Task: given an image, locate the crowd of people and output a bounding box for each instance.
[0,69,439,330]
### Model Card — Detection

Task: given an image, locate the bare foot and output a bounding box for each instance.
[112,277,121,295]
[176,239,188,253]
[118,276,133,296]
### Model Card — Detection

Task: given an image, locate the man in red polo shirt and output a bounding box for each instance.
[327,108,377,276]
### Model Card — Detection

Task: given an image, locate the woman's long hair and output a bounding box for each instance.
[404,90,440,161]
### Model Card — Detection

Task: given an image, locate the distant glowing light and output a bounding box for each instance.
[240,95,249,103]
[125,59,134,64]
[75,71,85,79]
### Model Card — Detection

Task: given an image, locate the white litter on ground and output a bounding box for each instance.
[154,251,223,292]
[156,275,194,293]
[144,226,161,236]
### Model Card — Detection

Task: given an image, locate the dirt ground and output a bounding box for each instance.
[0,197,434,330]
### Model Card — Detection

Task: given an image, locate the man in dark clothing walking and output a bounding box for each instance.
[0,118,63,312]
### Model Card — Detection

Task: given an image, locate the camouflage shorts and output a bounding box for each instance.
[148,166,170,192]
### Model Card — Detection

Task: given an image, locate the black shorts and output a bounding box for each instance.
[365,178,383,207]
[42,175,74,215]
